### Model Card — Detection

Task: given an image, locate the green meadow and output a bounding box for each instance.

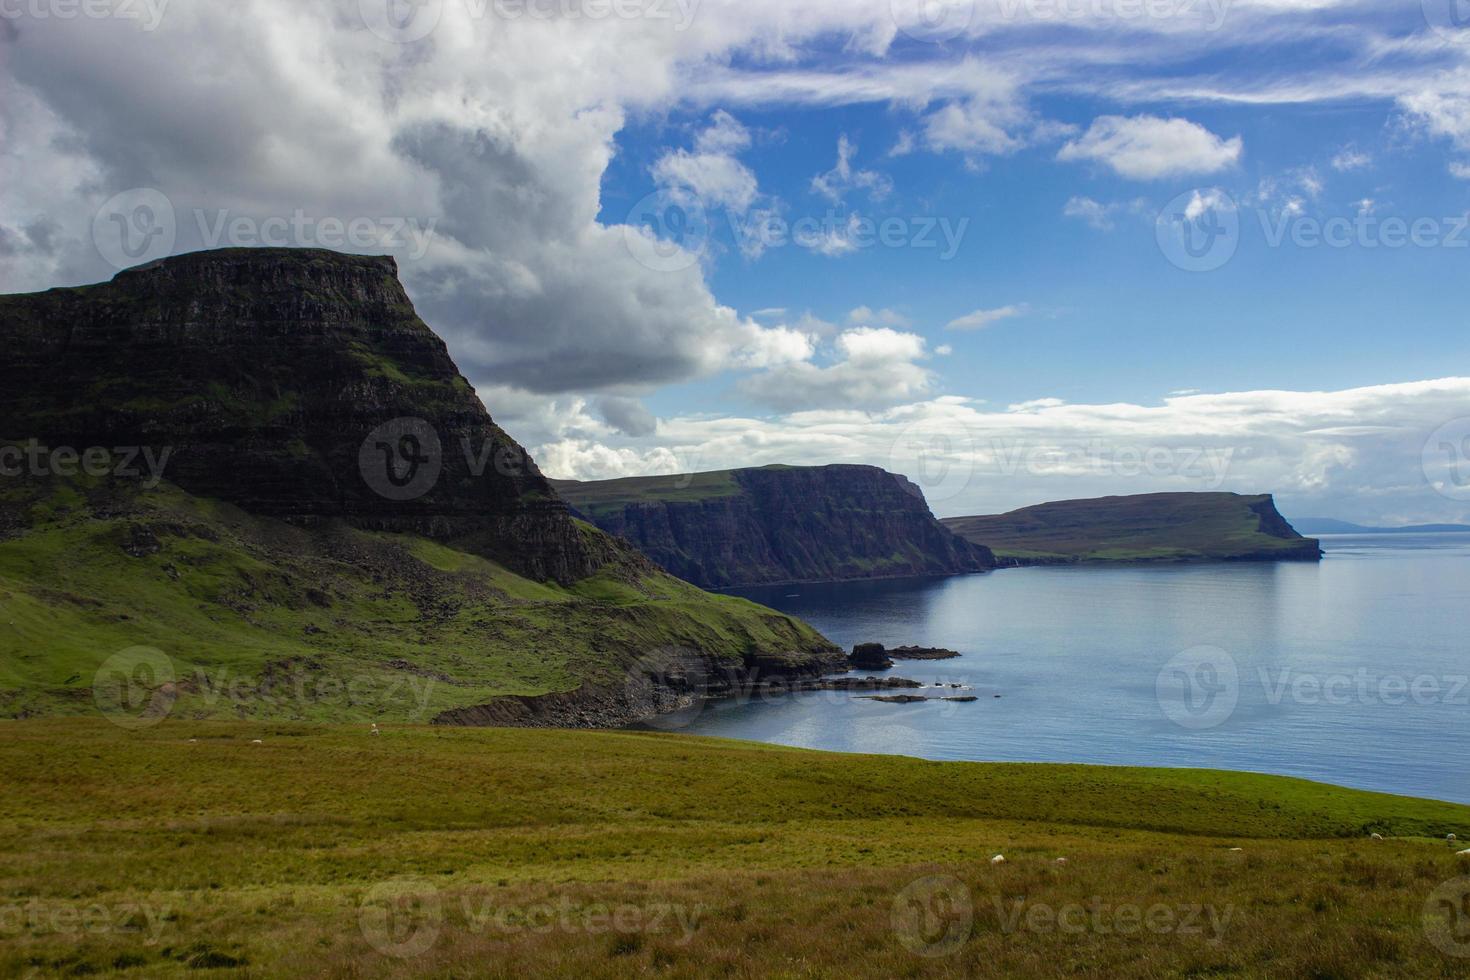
[3,720,1470,978]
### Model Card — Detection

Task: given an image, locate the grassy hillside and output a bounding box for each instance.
[0,477,836,725]
[944,492,1323,564]
[2,720,1469,977]
[550,469,749,521]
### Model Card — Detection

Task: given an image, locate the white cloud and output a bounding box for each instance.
[1451,162,1470,180]
[539,377,1470,525]
[1400,84,1470,152]
[1058,115,1243,179]
[811,135,892,203]
[737,326,934,411]
[1331,147,1372,171]
[922,94,1032,163]
[652,112,760,212]
[847,306,912,328]
[946,304,1028,331]
[1063,196,1116,230]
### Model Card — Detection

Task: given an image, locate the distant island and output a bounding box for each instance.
[554,465,994,588]
[1289,518,1470,535]
[943,492,1323,565]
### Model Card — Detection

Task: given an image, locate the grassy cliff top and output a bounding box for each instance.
[1,719,1467,977]
[553,464,925,519]
[943,492,1322,563]
[551,469,751,516]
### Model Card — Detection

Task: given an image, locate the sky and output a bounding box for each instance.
[2,0,1470,522]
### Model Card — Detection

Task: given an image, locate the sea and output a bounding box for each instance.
[683,534,1470,803]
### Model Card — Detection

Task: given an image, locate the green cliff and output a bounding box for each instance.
[0,249,843,725]
[554,465,995,588]
[942,492,1323,564]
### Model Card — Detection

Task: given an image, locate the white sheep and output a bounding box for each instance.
[251,739,263,745]
[1054,857,1068,865]
[1228,847,1244,853]
[1370,833,1383,841]
[990,854,1006,865]
[371,723,381,736]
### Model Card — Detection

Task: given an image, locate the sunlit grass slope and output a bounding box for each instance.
[2,721,1468,977]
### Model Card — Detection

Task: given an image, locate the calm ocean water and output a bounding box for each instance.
[685,534,1470,803]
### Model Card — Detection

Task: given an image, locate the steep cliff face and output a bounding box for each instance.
[555,465,995,588]
[943,492,1323,564]
[0,248,845,726]
[0,248,587,582]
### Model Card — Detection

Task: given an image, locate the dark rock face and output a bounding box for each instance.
[889,646,961,660]
[0,248,593,583]
[558,465,995,588]
[434,644,850,728]
[849,643,894,671]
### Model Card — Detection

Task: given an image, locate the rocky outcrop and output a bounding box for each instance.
[850,643,895,670]
[434,644,850,728]
[0,248,591,582]
[555,465,995,588]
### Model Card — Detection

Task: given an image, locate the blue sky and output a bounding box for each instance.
[3,0,1469,521]
[602,75,1469,414]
